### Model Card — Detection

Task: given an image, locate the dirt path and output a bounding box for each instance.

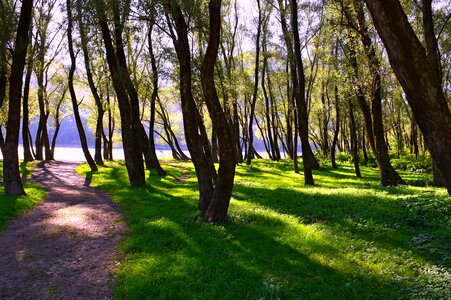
[0,161,126,299]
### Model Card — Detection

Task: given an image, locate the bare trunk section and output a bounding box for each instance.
[246,0,262,165]
[331,85,340,169]
[96,0,145,187]
[349,99,361,177]
[76,0,104,166]
[201,0,237,221]
[22,37,34,162]
[290,0,319,185]
[66,0,97,172]
[147,22,167,176]
[3,0,33,196]
[364,0,451,194]
[164,1,215,211]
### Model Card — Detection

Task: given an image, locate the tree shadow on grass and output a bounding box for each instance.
[85,162,442,299]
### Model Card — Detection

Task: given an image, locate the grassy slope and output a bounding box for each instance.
[0,162,46,231]
[77,160,450,299]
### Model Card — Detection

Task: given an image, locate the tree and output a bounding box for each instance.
[163,0,217,217]
[246,0,263,165]
[290,0,320,185]
[76,0,104,166]
[95,0,146,187]
[3,0,33,195]
[66,0,97,172]
[200,0,237,221]
[364,0,451,195]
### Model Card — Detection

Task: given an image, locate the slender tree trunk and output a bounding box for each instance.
[331,85,340,169]
[246,0,262,166]
[22,42,34,162]
[66,0,97,172]
[349,100,361,177]
[76,0,104,165]
[3,0,33,196]
[320,83,329,157]
[277,0,299,172]
[164,1,215,211]
[147,23,167,176]
[96,0,145,186]
[200,0,236,221]
[362,127,368,162]
[422,0,444,187]
[290,0,319,185]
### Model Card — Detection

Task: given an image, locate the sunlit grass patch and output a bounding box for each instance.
[0,161,46,231]
[77,159,450,299]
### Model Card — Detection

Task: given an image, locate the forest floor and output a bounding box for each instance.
[77,159,450,299]
[0,161,126,299]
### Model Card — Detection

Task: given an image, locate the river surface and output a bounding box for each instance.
[2,146,283,162]
[1,146,178,162]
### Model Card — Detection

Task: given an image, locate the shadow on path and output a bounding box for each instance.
[0,161,126,299]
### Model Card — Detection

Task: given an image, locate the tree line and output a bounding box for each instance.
[0,0,450,221]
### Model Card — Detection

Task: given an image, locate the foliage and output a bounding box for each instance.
[77,159,450,299]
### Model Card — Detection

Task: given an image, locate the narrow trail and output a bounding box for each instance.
[0,161,126,299]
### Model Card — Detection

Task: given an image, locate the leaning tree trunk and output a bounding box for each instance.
[164,1,215,209]
[66,0,97,172]
[422,0,444,188]
[349,99,362,177]
[3,0,33,196]
[76,0,104,166]
[331,85,340,169]
[147,23,167,176]
[364,0,451,195]
[355,3,404,186]
[200,0,237,221]
[246,0,262,165]
[96,0,145,186]
[22,41,34,162]
[290,0,319,185]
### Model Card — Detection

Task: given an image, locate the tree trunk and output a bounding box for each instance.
[76,0,104,166]
[364,0,451,194]
[3,0,33,196]
[331,85,340,169]
[66,0,97,172]
[290,0,319,185]
[349,100,362,177]
[147,23,167,176]
[96,0,145,186]
[200,0,237,221]
[246,0,262,166]
[22,41,34,162]
[164,1,215,211]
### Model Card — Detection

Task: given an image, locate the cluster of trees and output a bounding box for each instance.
[0,0,450,221]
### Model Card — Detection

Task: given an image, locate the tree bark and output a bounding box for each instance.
[164,1,215,211]
[66,0,97,172]
[349,100,361,177]
[200,0,237,221]
[76,0,104,166]
[22,36,34,162]
[331,85,340,169]
[246,0,262,165]
[147,23,167,176]
[290,0,319,185]
[3,0,33,196]
[96,0,145,186]
[364,0,451,194]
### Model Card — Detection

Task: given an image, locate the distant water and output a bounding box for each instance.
[2,146,177,162]
[2,146,285,162]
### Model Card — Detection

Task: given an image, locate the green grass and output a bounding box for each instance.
[0,161,46,231]
[77,159,450,299]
